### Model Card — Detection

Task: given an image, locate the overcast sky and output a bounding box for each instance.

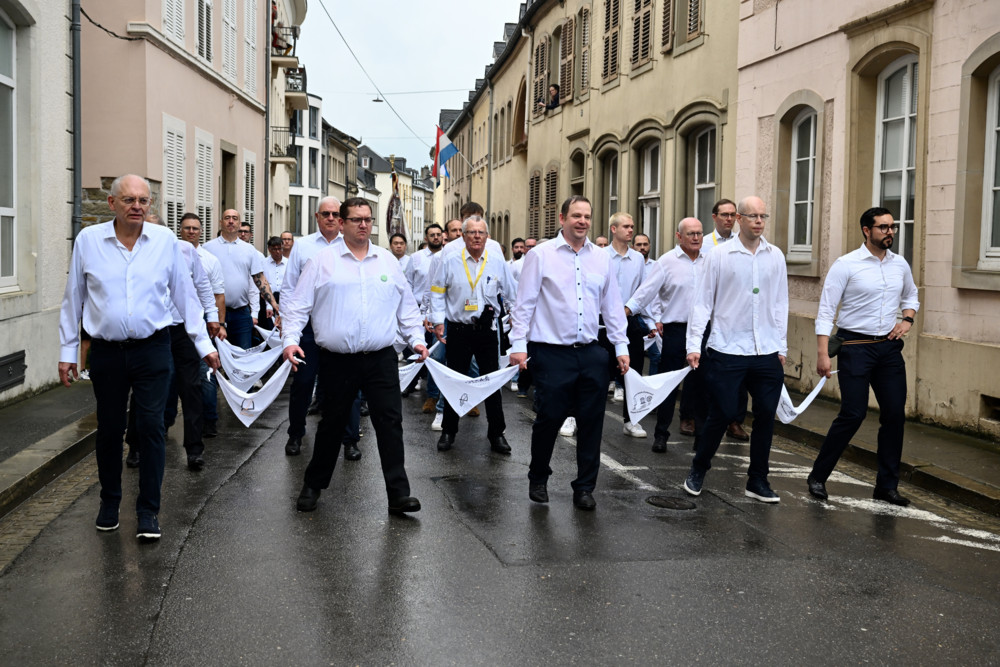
[295,0,524,172]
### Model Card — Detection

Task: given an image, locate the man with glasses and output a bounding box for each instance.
[203,210,277,350]
[807,208,919,506]
[282,198,428,515]
[57,174,220,540]
[280,231,295,259]
[683,196,788,503]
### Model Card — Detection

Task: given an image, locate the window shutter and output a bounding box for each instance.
[243,156,256,241]
[528,172,541,238]
[532,37,549,117]
[244,0,257,96]
[197,0,213,61]
[223,0,237,81]
[661,0,673,51]
[631,0,652,67]
[543,169,558,238]
[560,17,574,100]
[195,133,214,242]
[579,8,590,93]
[687,0,701,38]
[163,128,185,235]
[603,0,620,82]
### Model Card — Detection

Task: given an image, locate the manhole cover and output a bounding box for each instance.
[645,496,697,510]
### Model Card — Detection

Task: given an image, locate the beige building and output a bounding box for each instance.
[737,0,1000,436]
[323,121,359,204]
[440,0,739,257]
[0,0,74,402]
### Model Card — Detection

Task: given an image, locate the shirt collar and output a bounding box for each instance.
[728,235,773,254]
[555,231,592,253]
[858,243,895,262]
[104,219,152,241]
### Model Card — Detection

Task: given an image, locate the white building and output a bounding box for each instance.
[287,93,324,236]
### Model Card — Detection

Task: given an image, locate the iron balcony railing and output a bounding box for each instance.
[270,126,294,159]
[286,67,306,94]
[271,24,299,58]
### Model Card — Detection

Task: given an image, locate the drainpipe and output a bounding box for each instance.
[486,80,494,226]
[71,0,82,241]
[263,10,272,238]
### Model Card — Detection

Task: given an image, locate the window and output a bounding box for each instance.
[661,0,674,52]
[981,66,1000,265]
[874,55,918,263]
[638,142,661,252]
[603,0,621,83]
[560,17,575,99]
[309,147,318,188]
[604,152,619,225]
[244,152,256,244]
[162,114,186,238]
[222,0,236,81]
[686,0,702,39]
[289,194,302,236]
[693,126,716,228]
[790,110,817,252]
[631,0,652,69]
[544,168,559,238]
[163,0,185,43]
[528,171,541,238]
[196,0,212,62]
[0,11,14,289]
[195,130,214,236]
[308,196,318,233]
[290,110,302,136]
[243,0,257,96]
[309,106,319,139]
[291,145,302,185]
[578,8,591,96]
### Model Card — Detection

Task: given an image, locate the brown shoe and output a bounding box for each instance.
[469,406,480,417]
[727,422,750,441]
[422,398,436,414]
[679,419,696,436]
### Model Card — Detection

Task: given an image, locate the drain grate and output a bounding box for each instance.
[645,495,697,510]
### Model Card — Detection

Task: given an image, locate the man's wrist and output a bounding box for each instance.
[901,316,914,324]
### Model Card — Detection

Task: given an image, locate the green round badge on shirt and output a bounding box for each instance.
[381,275,387,282]
[752,287,760,294]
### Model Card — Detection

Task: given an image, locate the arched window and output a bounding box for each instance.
[874,54,918,263]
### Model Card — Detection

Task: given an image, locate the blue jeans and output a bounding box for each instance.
[226,306,253,350]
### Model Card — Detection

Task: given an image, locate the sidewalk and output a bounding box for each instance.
[1,381,999,518]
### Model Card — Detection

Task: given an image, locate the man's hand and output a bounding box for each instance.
[888,320,911,340]
[58,362,78,388]
[413,344,429,361]
[687,352,700,369]
[647,328,657,339]
[207,322,221,339]
[655,322,664,336]
[252,317,258,326]
[779,354,786,367]
[273,315,282,331]
[817,351,832,378]
[510,352,528,370]
[624,306,632,317]
[423,318,434,333]
[203,352,221,371]
[434,324,447,344]
[283,345,305,371]
[216,326,227,342]
[266,307,273,319]
[617,355,630,375]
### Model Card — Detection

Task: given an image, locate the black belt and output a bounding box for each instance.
[661,322,686,329]
[837,329,889,342]
[226,305,250,313]
[92,328,169,348]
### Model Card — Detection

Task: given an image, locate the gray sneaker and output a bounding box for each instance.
[683,469,705,496]
[745,478,780,503]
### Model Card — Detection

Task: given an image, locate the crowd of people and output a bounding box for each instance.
[57,173,919,541]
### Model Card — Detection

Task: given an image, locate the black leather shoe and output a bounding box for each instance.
[573,490,597,511]
[306,400,321,416]
[437,433,455,451]
[488,435,511,455]
[203,421,218,438]
[125,448,140,468]
[296,485,320,512]
[388,496,421,515]
[651,438,667,453]
[344,442,362,461]
[528,483,548,503]
[187,455,205,471]
[285,437,302,456]
[873,487,911,506]
[807,475,828,500]
[359,400,370,417]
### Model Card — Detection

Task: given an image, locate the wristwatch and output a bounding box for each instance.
[901,316,914,324]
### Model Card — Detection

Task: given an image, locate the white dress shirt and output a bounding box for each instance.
[168,242,218,325]
[282,231,343,296]
[397,253,411,276]
[430,249,517,325]
[263,255,287,295]
[706,229,737,248]
[404,247,438,315]
[605,244,647,305]
[509,255,525,282]
[202,236,265,309]
[627,246,705,324]
[815,244,920,337]
[196,246,226,297]
[687,236,788,356]
[281,242,424,354]
[58,220,213,362]
[510,232,629,356]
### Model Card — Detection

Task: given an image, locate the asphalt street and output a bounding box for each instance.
[1,385,998,665]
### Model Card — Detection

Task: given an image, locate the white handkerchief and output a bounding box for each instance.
[644,332,662,351]
[216,338,284,392]
[425,358,519,417]
[776,374,832,424]
[623,366,692,424]
[398,360,424,392]
[216,361,293,427]
[253,325,283,349]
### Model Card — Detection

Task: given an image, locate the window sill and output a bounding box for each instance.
[952,266,1000,292]
[600,78,621,94]
[629,61,653,79]
[672,34,705,57]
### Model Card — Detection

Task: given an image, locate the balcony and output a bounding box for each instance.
[285,67,308,110]
[271,24,300,70]
[270,126,296,166]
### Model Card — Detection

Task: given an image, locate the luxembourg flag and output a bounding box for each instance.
[434,125,459,180]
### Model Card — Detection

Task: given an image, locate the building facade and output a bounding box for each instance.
[286,93,323,236]
[323,120,359,203]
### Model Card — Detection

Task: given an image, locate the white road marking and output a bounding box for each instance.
[599,453,660,491]
[920,536,1000,553]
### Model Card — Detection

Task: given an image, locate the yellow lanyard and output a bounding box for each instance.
[463,248,488,291]
[711,231,719,246]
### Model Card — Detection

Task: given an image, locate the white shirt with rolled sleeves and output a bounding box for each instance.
[282,231,343,296]
[202,236,265,309]
[58,220,214,362]
[509,255,525,282]
[509,232,629,356]
[430,249,518,326]
[686,236,788,356]
[815,245,919,337]
[627,245,705,324]
[168,242,218,325]
[196,246,226,299]
[280,241,425,354]
[606,244,650,328]
[404,247,436,315]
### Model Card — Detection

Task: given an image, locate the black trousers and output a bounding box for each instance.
[305,346,409,501]
[527,342,609,493]
[652,322,701,440]
[811,335,907,490]
[442,321,505,438]
[599,314,647,421]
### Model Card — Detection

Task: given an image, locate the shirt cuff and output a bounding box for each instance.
[625,298,641,314]
[430,311,446,326]
[205,312,220,323]
[510,339,528,354]
[283,335,301,349]
[194,338,216,359]
[614,343,629,357]
[815,319,835,336]
[60,346,79,364]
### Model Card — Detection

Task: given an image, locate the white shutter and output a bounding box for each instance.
[243,0,257,97]
[162,115,186,235]
[163,0,185,42]
[244,151,257,233]
[195,129,214,244]
[197,0,213,61]
[222,0,237,81]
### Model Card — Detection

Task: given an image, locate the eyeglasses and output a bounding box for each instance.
[869,223,900,234]
[344,217,373,225]
[683,232,704,238]
[740,214,770,221]
[117,196,151,206]
[464,231,487,236]
[238,230,251,235]
[716,212,737,219]
[318,211,341,218]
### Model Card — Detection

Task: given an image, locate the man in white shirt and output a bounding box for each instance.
[58,174,220,540]
[627,217,704,453]
[282,198,428,515]
[808,207,919,506]
[405,223,445,412]
[631,233,661,376]
[683,196,788,503]
[260,236,287,330]
[280,230,295,259]
[203,210,277,350]
[510,196,630,511]
[390,233,411,275]
[431,216,517,454]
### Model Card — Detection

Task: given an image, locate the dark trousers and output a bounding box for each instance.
[527,342,609,493]
[811,335,907,490]
[90,329,173,517]
[653,323,697,440]
[304,347,409,500]
[599,314,647,421]
[168,324,205,455]
[201,359,218,423]
[692,350,784,483]
[288,321,321,438]
[258,291,279,331]
[226,305,252,350]
[441,321,505,438]
[696,322,748,423]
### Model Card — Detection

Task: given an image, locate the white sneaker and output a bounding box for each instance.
[78,369,91,381]
[430,412,444,431]
[612,386,624,403]
[623,421,647,438]
[509,381,519,392]
[608,381,616,394]
[559,417,577,437]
